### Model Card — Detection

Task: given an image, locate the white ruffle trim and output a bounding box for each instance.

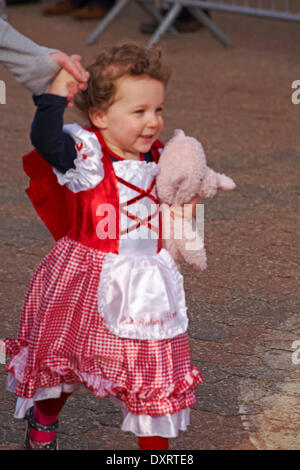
[113,159,159,181]
[98,248,188,340]
[53,123,104,193]
[6,373,81,418]
[111,397,190,438]
[7,375,190,437]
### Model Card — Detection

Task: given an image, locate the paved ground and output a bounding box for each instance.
[0,2,299,450]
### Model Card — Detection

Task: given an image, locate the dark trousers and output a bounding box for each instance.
[70,0,116,9]
[69,1,210,19]
[160,6,211,22]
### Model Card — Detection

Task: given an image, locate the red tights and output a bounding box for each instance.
[138,436,169,450]
[31,394,169,449]
[30,392,71,443]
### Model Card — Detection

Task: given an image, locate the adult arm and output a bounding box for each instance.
[0,18,59,94]
[0,19,88,96]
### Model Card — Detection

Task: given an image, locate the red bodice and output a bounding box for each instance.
[23,128,163,253]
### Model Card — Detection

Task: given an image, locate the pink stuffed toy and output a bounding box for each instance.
[156,129,236,270]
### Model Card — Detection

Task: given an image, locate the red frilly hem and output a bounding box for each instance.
[4,340,204,417]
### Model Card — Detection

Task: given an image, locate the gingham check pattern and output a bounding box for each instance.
[5,237,204,416]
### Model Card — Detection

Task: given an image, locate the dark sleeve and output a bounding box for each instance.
[30,93,77,173]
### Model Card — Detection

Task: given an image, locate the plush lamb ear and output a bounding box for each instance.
[173,129,185,138]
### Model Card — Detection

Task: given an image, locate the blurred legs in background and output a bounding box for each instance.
[42,0,116,20]
[140,6,211,34]
[42,0,210,30]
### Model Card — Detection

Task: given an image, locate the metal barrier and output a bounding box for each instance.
[86,0,300,46]
[86,0,180,45]
[160,0,300,45]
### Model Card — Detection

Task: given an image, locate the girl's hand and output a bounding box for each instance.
[169,195,201,220]
[177,194,200,219]
[183,194,201,218]
[48,68,73,97]
[48,57,89,106]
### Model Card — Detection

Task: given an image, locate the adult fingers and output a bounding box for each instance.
[70,54,90,86]
[50,51,89,83]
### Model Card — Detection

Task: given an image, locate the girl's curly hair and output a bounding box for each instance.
[74,43,171,120]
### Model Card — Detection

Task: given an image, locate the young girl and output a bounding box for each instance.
[4,44,204,450]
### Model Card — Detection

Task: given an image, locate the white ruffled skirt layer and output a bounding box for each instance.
[6,374,190,438]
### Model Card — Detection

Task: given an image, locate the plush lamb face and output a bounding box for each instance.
[156,129,207,206]
[156,129,236,205]
[156,129,236,270]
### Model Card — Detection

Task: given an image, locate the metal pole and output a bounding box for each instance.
[148,1,183,45]
[168,0,300,21]
[138,0,180,35]
[86,0,130,45]
[189,6,232,46]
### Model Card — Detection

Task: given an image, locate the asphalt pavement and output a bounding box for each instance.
[0,2,299,450]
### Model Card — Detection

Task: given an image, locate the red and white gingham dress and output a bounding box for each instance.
[5,236,202,416]
[4,125,204,433]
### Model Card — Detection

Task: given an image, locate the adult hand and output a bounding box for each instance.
[50,52,89,105]
[50,51,89,84]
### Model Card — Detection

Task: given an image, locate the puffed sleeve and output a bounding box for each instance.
[53,123,105,193]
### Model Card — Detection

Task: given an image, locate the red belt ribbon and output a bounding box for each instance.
[117,176,160,236]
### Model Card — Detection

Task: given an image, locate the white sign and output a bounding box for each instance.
[291,80,300,105]
[0,80,5,104]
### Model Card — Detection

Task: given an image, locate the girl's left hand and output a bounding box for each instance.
[184,194,201,218]
[169,195,201,220]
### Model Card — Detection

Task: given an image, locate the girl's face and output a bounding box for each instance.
[90,75,165,159]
